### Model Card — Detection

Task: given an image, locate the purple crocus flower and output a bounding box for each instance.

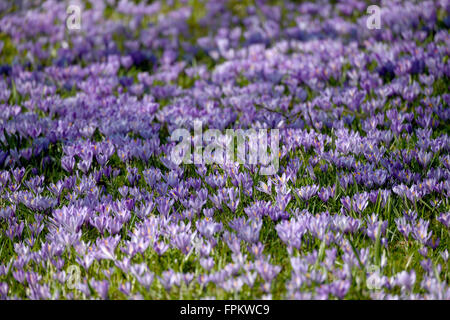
[90,279,109,299]
[94,236,120,261]
[254,259,281,286]
[437,212,450,229]
[296,184,319,201]
[394,270,416,292]
[352,192,369,214]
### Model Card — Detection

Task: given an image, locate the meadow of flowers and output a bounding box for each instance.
[0,0,449,300]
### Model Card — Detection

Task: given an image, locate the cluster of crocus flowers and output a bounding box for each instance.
[0,0,449,300]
